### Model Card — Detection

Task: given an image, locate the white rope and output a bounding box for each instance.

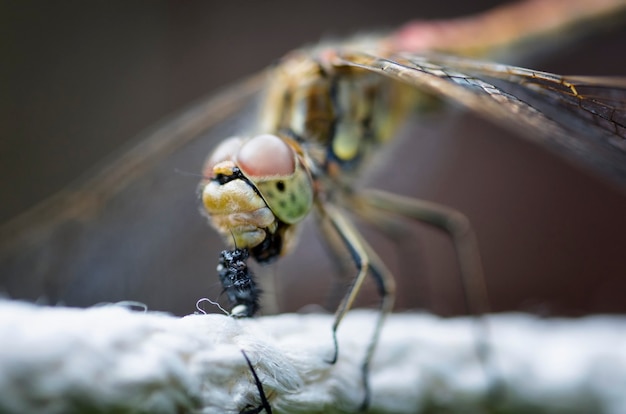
[0,299,625,413]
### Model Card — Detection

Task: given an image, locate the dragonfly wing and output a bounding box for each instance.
[338,52,626,190]
[419,54,626,143]
[0,73,265,312]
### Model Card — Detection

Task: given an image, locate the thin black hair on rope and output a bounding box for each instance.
[239,349,273,414]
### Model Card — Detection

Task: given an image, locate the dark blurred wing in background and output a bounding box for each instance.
[0,74,264,312]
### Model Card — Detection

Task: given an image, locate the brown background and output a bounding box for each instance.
[1,0,626,317]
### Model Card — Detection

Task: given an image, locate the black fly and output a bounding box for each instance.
[216,251,271,411]
[217,248,261,318]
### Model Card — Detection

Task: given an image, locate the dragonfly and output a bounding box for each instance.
[2,0,626,411]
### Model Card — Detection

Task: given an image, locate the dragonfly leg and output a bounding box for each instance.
[354,189,499,392]
[314,214,362,310]
[350,199,433,309]
[352,235,396,411]
[356,188,489,314]
[317,202,396,411]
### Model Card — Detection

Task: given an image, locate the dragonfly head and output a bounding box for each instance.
[201,134,314,263]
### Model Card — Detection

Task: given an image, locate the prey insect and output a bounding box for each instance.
[217,248,260,318]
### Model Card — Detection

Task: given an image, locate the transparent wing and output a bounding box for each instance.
[337,51,626,189]
[0,73,265,313]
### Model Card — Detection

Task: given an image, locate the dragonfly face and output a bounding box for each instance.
[201,133,314,265]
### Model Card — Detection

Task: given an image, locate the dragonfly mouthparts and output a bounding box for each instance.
[214,167,245,185]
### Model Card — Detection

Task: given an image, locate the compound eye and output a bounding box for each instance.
[237,134,295,179]
[203,137,244,178]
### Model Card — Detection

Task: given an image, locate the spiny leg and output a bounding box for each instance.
[314,212,366,311]
[350,199,433,309]
[352,234,396,411]
[356,189,488,309]
[239,350,273,414]
[355,189,500,394]
[317,202,396,411]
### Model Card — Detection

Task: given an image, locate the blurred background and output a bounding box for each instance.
[1,0,626,317]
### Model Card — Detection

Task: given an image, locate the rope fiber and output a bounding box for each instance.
[0,300,624,413]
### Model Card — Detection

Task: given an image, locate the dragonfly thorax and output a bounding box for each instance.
[261,51,413,182]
